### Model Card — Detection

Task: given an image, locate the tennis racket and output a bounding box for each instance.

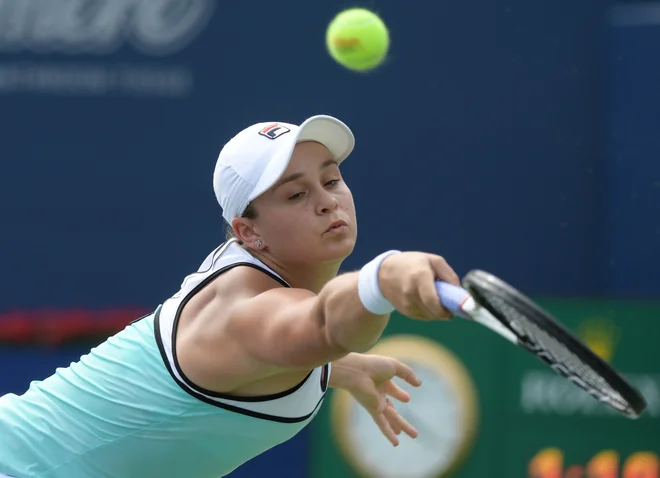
[435,269,647,419]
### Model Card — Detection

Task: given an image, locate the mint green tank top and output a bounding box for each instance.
[0,240,330,477]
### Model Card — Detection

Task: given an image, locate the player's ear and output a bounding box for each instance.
[232,217,261,247]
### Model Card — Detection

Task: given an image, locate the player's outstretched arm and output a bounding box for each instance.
[227,251,460,370]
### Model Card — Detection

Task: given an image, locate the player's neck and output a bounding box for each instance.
[250,252,341,293]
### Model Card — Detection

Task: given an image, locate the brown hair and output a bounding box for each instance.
[225,202,258,243]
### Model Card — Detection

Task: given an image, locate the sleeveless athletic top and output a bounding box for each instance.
[0,239,330,477]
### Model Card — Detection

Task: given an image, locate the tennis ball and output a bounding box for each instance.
[325,8,390,72]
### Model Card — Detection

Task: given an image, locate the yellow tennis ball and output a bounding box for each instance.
[326,8,390,72]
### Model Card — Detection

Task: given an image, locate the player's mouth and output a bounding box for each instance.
[325,219,349,234]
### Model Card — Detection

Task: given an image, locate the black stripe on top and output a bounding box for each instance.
[153,253,326,422]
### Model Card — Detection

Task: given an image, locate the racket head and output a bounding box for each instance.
[462,269,647,419]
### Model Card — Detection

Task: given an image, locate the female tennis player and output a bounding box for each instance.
[0,114,460,478]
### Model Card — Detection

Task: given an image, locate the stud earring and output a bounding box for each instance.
[255,240,263,248]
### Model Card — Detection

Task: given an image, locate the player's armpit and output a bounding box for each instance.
[226,286,350,371]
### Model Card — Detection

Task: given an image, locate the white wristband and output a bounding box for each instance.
[358,250,401,315]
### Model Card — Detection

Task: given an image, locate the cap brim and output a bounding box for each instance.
[248,115,355,202]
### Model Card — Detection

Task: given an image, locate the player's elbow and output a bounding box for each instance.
[350,338,379,354]
[312,303,352,363]
[328,331,377,354]
[281,301,351,369]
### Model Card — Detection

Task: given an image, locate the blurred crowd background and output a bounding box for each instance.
[1,1,658,477]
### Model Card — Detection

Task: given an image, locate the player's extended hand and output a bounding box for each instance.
[379,252,460,320]
[329,353,421,446]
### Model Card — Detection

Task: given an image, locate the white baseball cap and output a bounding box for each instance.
[213,114,355,224]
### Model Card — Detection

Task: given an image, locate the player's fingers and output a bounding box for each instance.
[384,406,418,439]
[392,359,421,387]
[394,266,435,320]
[417,272,452,320]
[373,412,399,446]
[385,381,411,403]
[384,404,402,435]
[429,255,460,286]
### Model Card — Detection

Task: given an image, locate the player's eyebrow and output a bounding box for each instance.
[273,159,337,190]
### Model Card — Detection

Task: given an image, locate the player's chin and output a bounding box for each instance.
[320,234,356,260]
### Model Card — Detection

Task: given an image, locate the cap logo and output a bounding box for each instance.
[258,123,291,140]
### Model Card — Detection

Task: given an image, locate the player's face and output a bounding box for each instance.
[251,141,357,264]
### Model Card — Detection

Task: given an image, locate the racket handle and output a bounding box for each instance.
[435,281,471,318]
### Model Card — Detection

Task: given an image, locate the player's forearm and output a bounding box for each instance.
[318,272,391,354]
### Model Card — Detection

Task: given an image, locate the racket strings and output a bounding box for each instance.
[482,291,628,410]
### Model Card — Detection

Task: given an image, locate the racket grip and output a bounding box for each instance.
[435,281,471,318]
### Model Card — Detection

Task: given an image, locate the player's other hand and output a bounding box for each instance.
[332,353,421,447]
[378,252,460,321]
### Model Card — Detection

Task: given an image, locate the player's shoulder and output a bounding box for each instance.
[209,263,288,302]
[212,264,317,329]
[177,264,289,357]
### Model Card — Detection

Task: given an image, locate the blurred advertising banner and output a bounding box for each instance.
[503,299,660,478]
[311,309,511,478]
[311,300,660,478]
[0,0,215,98]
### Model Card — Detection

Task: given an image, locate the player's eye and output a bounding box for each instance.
[288,192,305,201]
[325,179,340,188]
